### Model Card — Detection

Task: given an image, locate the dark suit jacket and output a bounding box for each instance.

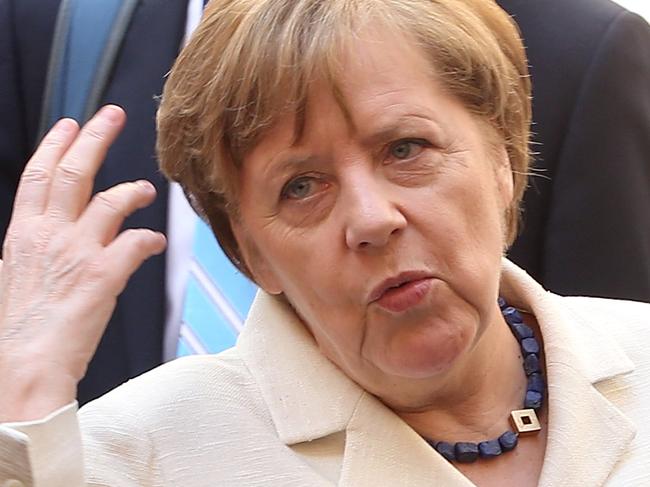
[0,0,648,404]
[498,0,650,302]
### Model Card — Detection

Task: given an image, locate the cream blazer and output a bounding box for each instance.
[1,260,649,486]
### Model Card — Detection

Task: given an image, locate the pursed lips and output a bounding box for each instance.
[368,270,434,304]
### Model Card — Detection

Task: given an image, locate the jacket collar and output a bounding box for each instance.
[237,292,363,445]
[500,259,635,383]
[501,259,636,486]
[238,260,636,486]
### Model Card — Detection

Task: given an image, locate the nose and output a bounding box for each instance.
[343,176,407,251]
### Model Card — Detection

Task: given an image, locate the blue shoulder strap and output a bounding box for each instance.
[39,0,140,138]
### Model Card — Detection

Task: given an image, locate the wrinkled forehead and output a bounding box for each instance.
[244,29,442,158]
[224,19,434,161]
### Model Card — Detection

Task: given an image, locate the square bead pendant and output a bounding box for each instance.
[510,409,541,435]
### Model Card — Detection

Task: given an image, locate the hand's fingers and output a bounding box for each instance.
[47,106,126,221]
[102,228,166,294]
[11,119,79,220]
[77,180,157,245]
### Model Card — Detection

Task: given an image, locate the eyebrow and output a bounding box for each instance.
[262,154,320,182]
[263,113,442,179]
[359,113,442,148]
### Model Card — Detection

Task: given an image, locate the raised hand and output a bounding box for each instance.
[0,106,166,421]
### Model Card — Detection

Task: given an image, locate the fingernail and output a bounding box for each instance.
[137,180,155,193]
[152,232,167,253]
[100,105,123,123]
[55,118,77,133]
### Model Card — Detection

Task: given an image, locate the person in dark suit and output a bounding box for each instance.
[500,0,650,303]
[0,0,648,405]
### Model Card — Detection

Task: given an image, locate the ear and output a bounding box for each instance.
[231,221,283,295]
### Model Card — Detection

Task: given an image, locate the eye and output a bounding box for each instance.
[281,176,320,200]
[389,139,428,160]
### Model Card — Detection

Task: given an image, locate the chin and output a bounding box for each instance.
[371,325,472,380]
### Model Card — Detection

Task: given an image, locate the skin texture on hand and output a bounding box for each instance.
[0,106,166,421]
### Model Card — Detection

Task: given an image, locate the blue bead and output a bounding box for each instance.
[434,441,455,461]
[527,373,545,393]
[524,354,541,375]
[498,297,507,310]
[502,306,523,325]
[478,439,502,458]
[512,323,534,340]
[498,431,518,451]
[455,442,479,463]
[525,390,543,409]
[521,337,540,355]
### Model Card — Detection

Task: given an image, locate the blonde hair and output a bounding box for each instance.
[157,0,531,277]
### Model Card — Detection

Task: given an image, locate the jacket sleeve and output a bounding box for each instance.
[0,399,163,487]
[0,404,84,487]
[542,11,650,303]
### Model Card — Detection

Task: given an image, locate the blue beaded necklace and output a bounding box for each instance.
[425,297,545,463]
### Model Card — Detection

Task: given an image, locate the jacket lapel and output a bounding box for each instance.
[501,260,637,486]
[538,365,635,487]
[237,293,362,444]
[340,392,474,486]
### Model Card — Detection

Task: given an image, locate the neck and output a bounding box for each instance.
[391,306,528,441]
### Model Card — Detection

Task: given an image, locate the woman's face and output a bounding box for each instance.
[233,31,514,405]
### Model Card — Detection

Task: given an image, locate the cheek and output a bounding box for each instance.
[411,166,504,263]
[446,181,505,337]
[253,221,352,315]
[280,271,367,374]
[406,164,504,321]
[252,224,369,364]
[255,216,337,292]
